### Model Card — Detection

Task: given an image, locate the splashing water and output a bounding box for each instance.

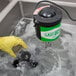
[0,18,76,76]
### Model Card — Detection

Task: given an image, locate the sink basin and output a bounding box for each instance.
[0,1,76,76]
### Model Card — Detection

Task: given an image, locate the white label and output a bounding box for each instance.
[41,27,60,39]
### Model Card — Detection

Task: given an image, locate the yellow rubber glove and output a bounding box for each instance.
[0,36,28,58]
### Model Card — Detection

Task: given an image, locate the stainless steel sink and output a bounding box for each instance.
[0,1,76,76]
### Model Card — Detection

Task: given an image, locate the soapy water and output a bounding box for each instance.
[19,35,61,76]
[0,18,76,76]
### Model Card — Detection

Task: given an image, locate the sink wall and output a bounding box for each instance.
[0,2,22,36]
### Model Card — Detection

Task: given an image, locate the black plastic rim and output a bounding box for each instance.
[33,5,62,27]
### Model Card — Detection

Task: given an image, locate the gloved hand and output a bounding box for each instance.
[0,36,28,58]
